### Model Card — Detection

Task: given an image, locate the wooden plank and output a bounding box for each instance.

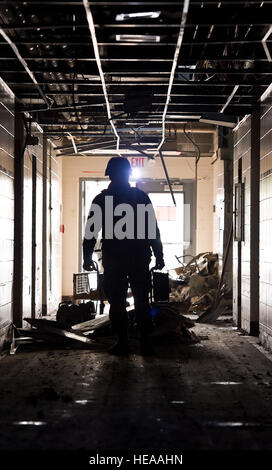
[24,318,96,344]
[72,313,110,332]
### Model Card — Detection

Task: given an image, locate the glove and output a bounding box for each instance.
[83,260,97,271]
[154,258,165,270]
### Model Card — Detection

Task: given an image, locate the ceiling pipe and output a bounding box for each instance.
[155,0,190,157]
[0,27,51,110]
[159,149,176,205]
[46,125,216,135]
[22,102,105,113]
[66,132,78,154]
[56,139,117,151]
[82,0,120,150]
[58,141,117,155]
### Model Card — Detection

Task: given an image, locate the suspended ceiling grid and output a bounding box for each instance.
[0,0,271,156]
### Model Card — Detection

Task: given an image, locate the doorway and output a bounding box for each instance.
[79,180,184,273]
[148,192,184,269]
[79,179,109,282]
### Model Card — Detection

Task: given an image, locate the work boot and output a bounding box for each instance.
[108,333,130,356]
[140,335,155,356]
[108,341,130,356]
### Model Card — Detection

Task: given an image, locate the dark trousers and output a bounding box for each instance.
[102,256,152,340]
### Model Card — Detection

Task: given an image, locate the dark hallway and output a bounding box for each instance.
[0,0,272,463]
[1,319,272,451]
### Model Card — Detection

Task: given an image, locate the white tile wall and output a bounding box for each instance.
[260,94,272,349]
[0,80,14,328]
[233,116,252,332]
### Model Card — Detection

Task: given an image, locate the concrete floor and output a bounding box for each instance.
[1,318,272,451]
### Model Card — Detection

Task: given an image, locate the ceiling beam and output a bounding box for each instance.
[1,40,271,46]
[0,1,271,4]
[0,57,270,62]
[2,66,272,77]
[0,23,270,31]
[82,0,120,149]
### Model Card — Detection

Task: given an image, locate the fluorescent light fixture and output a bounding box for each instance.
[178,65,197,70]
[131,142,157,146]
[116,11,161,21]
[116,34,160,43]
[200,112,237,128]
[166,115,201,119]
[200,119,236,128]
[13,421,47,426]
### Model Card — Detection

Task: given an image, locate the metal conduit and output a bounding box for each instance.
[155,0,190,157]
[0,27,51,109]
[82,0,120,150]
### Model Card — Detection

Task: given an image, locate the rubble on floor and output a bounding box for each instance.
[11,300,199,354]
[169,252,231,320]
[56,300,96,328]
[11,248,236,354]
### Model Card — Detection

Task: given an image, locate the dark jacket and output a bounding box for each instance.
[83,182,163,264]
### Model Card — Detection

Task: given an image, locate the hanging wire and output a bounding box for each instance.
[183,123,201,164]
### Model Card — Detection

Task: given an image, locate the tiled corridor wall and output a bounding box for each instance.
[0,75,63,345]
[23,124,44,318]
[196,157,214,254]
[259,91,272,350]
[22,135,62,319]
[46,142,62,315]
[212,158,224,271]
[233,116,252,332]
[0,78,14,342]
[212,134,233,296]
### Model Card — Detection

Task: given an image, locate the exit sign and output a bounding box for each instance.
[129,156,145,168]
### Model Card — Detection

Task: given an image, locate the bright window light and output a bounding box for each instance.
[116,34,160,43]
[131,168,141,179]
[116,12,161,21]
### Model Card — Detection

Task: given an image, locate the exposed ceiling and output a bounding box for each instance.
[0,0,271,157]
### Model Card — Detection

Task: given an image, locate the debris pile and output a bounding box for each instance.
[169,252,222,315]
[10,313,110,354]
[56,300,96,327]
[149,302,199,343]
[11,301,199,354]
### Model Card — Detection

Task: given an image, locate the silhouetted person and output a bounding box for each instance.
[83,157,164,355]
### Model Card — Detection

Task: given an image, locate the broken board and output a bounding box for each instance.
[72,313,110,332]
[24,318,96,344]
